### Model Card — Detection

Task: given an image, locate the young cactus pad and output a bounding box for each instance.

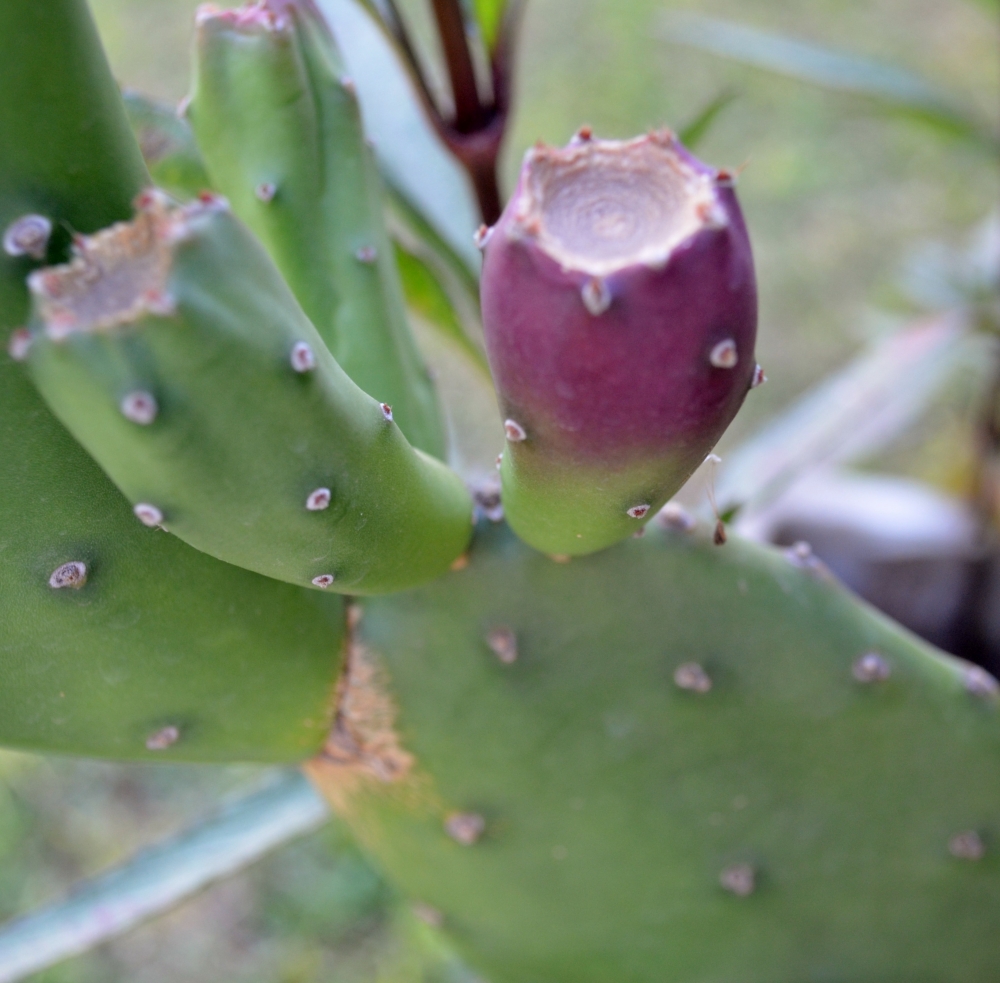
[308,520,1000,982]
[479,131,758,556]
[188,0,446,459]
[24,191,472,595]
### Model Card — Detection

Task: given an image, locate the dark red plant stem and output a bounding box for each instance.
[430,0,483,132]
[380,0,441,116]
[468,153,503,225]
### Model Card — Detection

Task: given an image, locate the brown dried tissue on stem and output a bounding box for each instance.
[26,190,214,340]
[303,604,416,816]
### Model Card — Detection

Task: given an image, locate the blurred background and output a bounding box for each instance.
[3,0,998,978]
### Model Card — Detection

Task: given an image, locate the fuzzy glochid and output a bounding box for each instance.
[479,130,758,556]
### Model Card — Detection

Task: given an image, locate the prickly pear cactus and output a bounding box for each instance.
[2,0,999,979]
[309,520,1000,982]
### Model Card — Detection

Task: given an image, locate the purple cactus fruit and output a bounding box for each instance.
[478,129,758,555]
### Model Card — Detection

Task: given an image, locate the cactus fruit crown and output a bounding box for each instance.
[511,131,725,277]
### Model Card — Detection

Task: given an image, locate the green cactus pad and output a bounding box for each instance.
[311,520,1000,982]
[0,347,342,763]
[25,194,472,595]
[188,1,446,459]
[0,0,149,335]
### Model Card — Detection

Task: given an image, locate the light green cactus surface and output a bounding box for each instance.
[316,519,1000,982]
[188,3,446,459]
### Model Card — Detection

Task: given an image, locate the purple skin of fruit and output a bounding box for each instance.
[478,129,758,556]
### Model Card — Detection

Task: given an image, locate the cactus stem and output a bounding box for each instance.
[709,339,738,369]
[305,487,331,511]
[290,341,315,373]
[7,328,32,362]
[48,561,88,590]
[379,402,394,422]
[751,363,767,388]
[504,419,527,442]
[3,214,52,260]
[119,391,158,425]
[133,503,165,528]
[657,502,696,532]
[145,725,180,751]
[354,245,377,264]
[626,504,651,519]
[254,181,277,203]
[719,863,755,897]
[962,665,999,699]
[674,662,712,693]
[486,627,518,664]
[311,574,335,588]
[853,652,891,683]
[949,831,985,860]
[444,812,485,845]
[581,277,612,316]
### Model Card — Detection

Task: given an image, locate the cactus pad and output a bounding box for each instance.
[308,519,1000,982]
[0,345,342,763]
[24,192,472,595]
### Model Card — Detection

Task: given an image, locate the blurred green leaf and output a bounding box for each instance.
[471,0,507,51]
[660,13,998,153]
[0,773,329,982]
[395,244,488,374]
[677,88,737,149]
